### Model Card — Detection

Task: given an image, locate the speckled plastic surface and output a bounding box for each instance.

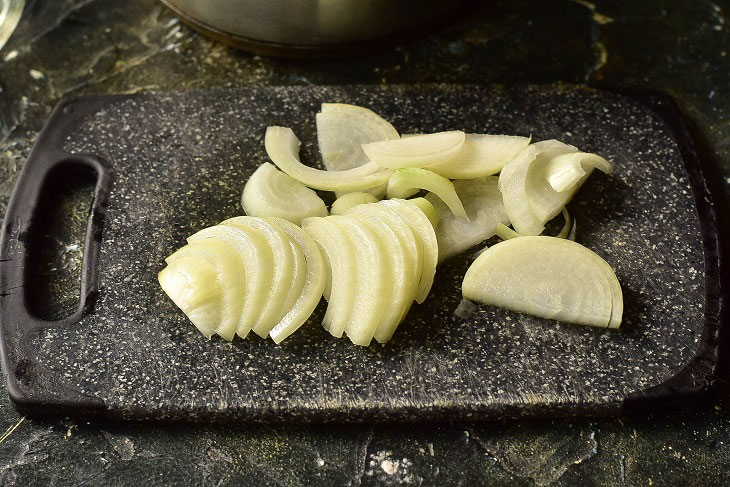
[0,85,719,421]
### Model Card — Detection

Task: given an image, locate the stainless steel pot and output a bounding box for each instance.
[161,0,464,58]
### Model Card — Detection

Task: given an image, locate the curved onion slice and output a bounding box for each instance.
[498,140,576,235]
[331,192,379,215]
[528,147,613,224]
[407,197,440,229]
[426,177,509,262]
[463,236,622,328]
[546,152,613,193]
[265,218,326,344]
[428,135,530,179]
[346,204,420,342]
[387,168,467,219]
[242,163,327,225]
[164,239,246,340]
[337,216,391,346]
[301,216,356,337]
[220,216,298,338]
[495,223,519,240]
[265,126,392,192]
[187,223,273,339]
[363,131,466,169]
[317,103,399,171]
[380,199,438,304]
[158,257,222,338]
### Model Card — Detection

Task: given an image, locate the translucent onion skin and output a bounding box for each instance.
[463,236,622,329]
[242,163,328,226]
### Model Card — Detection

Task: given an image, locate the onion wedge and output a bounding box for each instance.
[164,239,245,341]
[387,168,467,220]
[158,257,222,338]
[265,218,326,344]
[462,236,622,328]
[363,131,466,169]
[241,163,327,225]
[187,223,273,339]
[426,177,509,262]
[331,192,379,215]
[265,126,392,192]
[428,135,530,179]
[301,216,356,337]
[380,199,438,303]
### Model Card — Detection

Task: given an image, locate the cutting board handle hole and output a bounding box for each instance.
[24,161,99,322]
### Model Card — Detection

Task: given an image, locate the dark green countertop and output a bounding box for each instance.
[0,0,728,485]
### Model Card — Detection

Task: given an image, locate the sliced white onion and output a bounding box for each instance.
[330,192,379,215]
[428,134,530,179]
[379,199,438,304]
[301,216,356,338]
[265,218,326,344]
[265,126,392,192]
[220,216,299,338]
[158,257,222,338]
[363,131,466,169]
[546,152,613,193]
[164,239,246,340]
[528,146,613,224]
[187,223,273,339]
[336,216,390,346]
[426,177,509,262]
[406,197,440,230]
[241,163,327,225]
[317,103,399,171]
[346,203,420,342]
[462,236,622,328]
[387,168,467,220]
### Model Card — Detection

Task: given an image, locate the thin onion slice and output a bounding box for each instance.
[242,163,327,225]
[331,192,379,215]
[301,216,356,337]
[346,203,421,340]
[158,257,222,338]
[165,239,245,341]
[265,218,326,344]
[220,216,298,338]
[187,223,273,339]
[428,134,530,179]
[463,236,622,328]
[337,216,390,346]
[363,131,466,169]
[387,168,468,220]
[380,199,438,303]
[426,177,509,262]
[265,126,392,192]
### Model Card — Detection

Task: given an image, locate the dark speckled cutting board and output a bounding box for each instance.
[0,85,726,422]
